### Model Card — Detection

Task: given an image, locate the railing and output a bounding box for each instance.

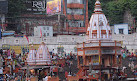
[101,49,115,54]
[101,42,115,46]
[77,40,121,48]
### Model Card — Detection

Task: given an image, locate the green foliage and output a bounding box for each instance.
[88,0,96,19]
[88,0,137,25]
[8,0,26,18]
[129,0,137,20]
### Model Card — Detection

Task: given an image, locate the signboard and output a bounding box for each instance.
[47,0,61,14]
[25,1,46,13]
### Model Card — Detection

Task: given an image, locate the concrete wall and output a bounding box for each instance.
[112,33,137,53]
[1,33,137,54]
[1,35,85,54]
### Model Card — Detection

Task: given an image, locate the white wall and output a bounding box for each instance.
[34,26,53,37]
[114,24,128,35]
[112,33,137,53]
[1,35,85,54]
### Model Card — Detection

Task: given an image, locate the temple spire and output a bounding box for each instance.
[87,0,111,40]
[94,0,102,13]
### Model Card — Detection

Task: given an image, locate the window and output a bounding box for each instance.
[67,0,83,4]
[67,8,83,15]
[16,40,19,43]
[47,33,49,36]
[43,27,46,30]
[119,29,124,34]
[47,27,49,30]
[68,20,84,27]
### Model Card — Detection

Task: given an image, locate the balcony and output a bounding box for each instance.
[67,3,84,9]
[77,40,121,48]
[67,15,84,20]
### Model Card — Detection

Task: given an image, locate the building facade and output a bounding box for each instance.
[63,0,88,34]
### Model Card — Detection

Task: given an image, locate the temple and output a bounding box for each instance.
[87,0,111,40]
[27,42,51,65]
[25,42,59,81]
[76,0,122,80]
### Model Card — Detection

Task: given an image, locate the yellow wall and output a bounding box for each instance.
[2,44,40,54]
[10,46,22,54]
[28,44,40,50]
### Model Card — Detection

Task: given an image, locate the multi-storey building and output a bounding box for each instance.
[18,0,88,36]
[63,0,88,34]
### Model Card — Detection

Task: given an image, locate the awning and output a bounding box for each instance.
[2,33,14,36]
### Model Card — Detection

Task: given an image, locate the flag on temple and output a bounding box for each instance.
[24,35,29,43]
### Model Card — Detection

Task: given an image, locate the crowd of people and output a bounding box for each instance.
[0,48,77,81]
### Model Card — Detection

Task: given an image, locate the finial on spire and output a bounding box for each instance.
[94,0,102,13]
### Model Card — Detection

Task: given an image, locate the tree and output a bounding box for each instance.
[8,0,26,18]
[7,0,26,32]
[88,0,137,26]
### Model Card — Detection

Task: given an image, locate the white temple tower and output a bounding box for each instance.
[27,42,51,65]
[87,0,111,40]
